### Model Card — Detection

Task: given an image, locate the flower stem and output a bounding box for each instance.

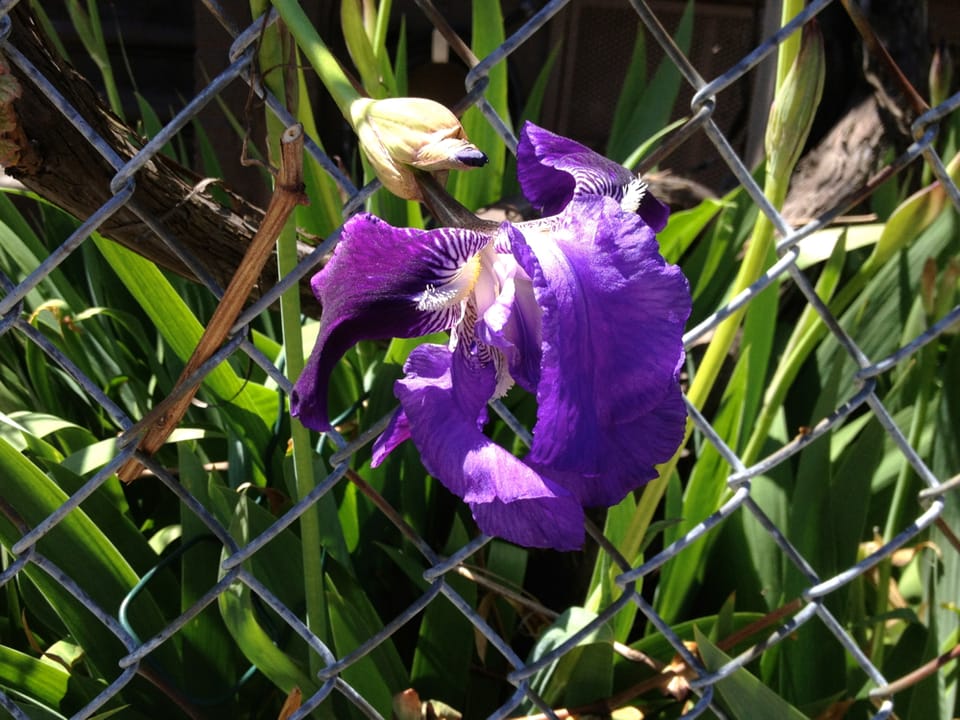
[776,0,806,91]
[252,8,333,684]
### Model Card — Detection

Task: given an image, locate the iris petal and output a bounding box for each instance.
[475,252,542,392]
[393,344,584,550]
[507,196,690,507]
[371,408,410,467]
[292,213,490,430]
[516,122,669,231]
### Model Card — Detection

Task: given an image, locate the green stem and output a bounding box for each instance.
[66,0,124,119]
[776,0,806,92]
[252,7,332,688]
[270,0,363,120]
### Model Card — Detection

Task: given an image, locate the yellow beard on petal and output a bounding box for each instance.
[414,250,483,313]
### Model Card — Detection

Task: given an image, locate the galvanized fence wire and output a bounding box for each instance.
[0,0,957,717]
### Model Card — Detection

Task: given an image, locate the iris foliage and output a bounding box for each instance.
[0,1,958,719]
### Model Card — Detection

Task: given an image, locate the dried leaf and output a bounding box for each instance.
[392,688,422,720]
[662,641,698,702]
[277,686,302,720]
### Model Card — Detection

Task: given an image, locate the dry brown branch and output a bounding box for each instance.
[1,6,323,317]
[117,123,307,481]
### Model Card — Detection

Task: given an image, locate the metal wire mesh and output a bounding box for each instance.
[0,0,958,718]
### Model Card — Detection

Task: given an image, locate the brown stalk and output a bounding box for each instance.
[875,640,960,698]
[412,0,480,69]
[839,0,929,118]
[117,124,308,482]
[934,516,960,556]
[345,468,434,557]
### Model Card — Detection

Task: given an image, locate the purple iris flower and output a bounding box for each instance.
[291,122,690,551]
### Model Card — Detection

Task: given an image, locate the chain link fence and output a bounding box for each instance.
[0,0,958,718]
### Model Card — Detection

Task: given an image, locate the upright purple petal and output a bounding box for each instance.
[292,213,490,430]
[507,196,690,507]
[516,122,669,231]
[636,186,670,233]
[393,344,585,550]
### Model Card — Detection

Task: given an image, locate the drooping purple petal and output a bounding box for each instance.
[516,122,669,231]
[371,408,410,466]
[507,196,690,507]
[392,343,585,550]
[291,213,490,430]
[529,384,688,508]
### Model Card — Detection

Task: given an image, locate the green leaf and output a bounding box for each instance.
[658,197,726,264]
[133,92,176,160]
[683,185,755,311]
[7,703,67,719]
[216,491,317,697]
[63,0,123,118]
[411,518,476,710]
[656,252,780,625]
[449,0,509,210]
[795,223,883,270]
[393,16,408,96]
[0,645,103,714]
[0,201,84,313]
[904,576,945,720]
[176,445,244,703]
[0,438,175,681]
[91,236,276,481]
[91,237,275,420]
[216,578,315,695]
[294,62,346,239]
[584,491,647,640]
[930,333,960,718]
[862,152,960,276]
[0,411,96,455]
[621,116,688,170]
[341,0,393,98]
[695,626,810,719]
[606,0,694,164]
[26,1,72,61]
[325,559,408,716]
[526,607,614,709]
[502,43,562,197]
[483,540,528,645]
[59,430,207,477]
[607,22,647,160]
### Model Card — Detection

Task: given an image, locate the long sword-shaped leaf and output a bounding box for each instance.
[0,438,176,683]
[449,0,509,211]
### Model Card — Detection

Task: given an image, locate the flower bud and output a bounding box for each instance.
[350,97,487,200]
[764,21,825,185]
[929,41,953,108]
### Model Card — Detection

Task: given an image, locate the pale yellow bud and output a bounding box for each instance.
[350,97,487,200]
[765,22,825,185]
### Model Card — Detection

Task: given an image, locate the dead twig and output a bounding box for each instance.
[117,124,307,482]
